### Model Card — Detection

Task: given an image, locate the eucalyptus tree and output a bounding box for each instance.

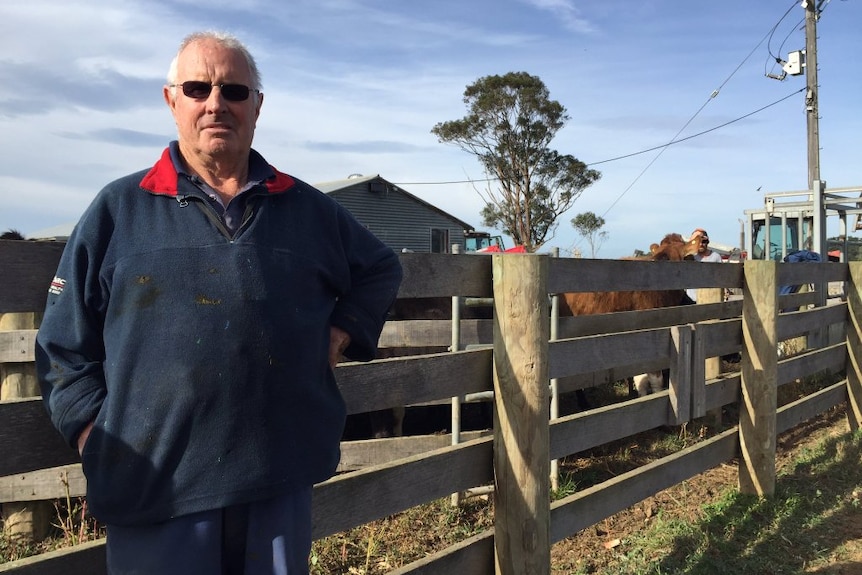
[432,72,600,252]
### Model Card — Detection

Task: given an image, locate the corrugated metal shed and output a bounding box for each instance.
[319,174,475,253]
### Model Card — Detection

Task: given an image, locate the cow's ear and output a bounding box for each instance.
[649,243,660,254]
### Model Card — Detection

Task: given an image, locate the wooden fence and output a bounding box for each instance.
[1,239,861,574]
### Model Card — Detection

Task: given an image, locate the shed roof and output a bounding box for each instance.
[318,174,475,231]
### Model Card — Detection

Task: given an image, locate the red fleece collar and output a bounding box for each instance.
[139,147,295,197]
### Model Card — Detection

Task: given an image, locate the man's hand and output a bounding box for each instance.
[329,326,351,369]
[77,421,94,457]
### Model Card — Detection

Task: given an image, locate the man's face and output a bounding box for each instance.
[699,238,709,253]
[164,39,263,164]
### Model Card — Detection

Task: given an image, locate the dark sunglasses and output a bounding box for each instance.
[170,81,259,102]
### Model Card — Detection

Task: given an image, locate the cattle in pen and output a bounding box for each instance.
[560,232,702,315]
[559,231,704,405]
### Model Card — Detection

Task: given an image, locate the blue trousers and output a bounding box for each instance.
[106,487,312,575]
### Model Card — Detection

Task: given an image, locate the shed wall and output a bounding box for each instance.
[328,183,467,253]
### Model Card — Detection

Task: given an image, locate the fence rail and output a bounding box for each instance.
[1,239,860,574]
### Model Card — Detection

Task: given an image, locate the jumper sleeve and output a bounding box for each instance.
[328,206,402,362]
[35,218,109,448]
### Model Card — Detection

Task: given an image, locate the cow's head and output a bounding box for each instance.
[648,231,703,261]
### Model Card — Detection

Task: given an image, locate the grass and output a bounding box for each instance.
[4,423,858,573]
[592,426,862,575]
[310,495,494,574]
[306,370,855,574]
[0,529,41,564]
[3,372,856,573]
[1,470,103,564]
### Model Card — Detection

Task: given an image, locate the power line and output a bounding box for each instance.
[589,90,803,231]
[396,0,816,251]
[587,12,787,228]
[767,1,802,62]
[586,89,803,167]
[392,88,803,187]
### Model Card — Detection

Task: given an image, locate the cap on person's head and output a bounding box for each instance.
[691,228,708,242]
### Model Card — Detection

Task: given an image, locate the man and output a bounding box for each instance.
[691,228,723,263]
[35,31,402,574]
[686,228,723,302]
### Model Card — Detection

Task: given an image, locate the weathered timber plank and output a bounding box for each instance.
[378,319,493,348]
[699,288,724,426]
[548,257,742,294]
[0,398,78,477]
[0,539,106,575]
[776,343,846,387]
[335,349,492,415]
[549,329,670,380]
[740,260,778,495]
[397,253,492,299]
[699,318,743,358]
[778,261,846,286]
[779,290,819,310]
[558,300,742,338]
[492,254,550,575]
[691,322,707,419]
[312,436,493,539]
[0,464,85,503]
[0,330,38,364]
[549,394,668,460]
[551,319,744,398]
[777,303,847,341]
[337,431,491,472]
[550,428,739,543]
[388,530,494,575]
[669,325,692,425]
[848,262,862,429]
[704,373,741,412]
[776,382,848,435]
[2,312,53,539]
[553,358,668,395]
[559,310,742,364]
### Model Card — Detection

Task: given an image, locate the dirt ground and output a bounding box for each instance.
[548,410,862,574]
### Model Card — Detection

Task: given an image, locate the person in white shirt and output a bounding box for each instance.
[687,228,723,302]
[693,229,723,263]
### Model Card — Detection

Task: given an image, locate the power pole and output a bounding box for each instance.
[803,0,827,258]
[804,0,821,189]
[805,0,827,336]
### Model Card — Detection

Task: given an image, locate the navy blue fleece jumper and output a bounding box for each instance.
[35,144,402,526]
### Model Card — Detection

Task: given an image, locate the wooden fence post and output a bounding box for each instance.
[1,311,54,541]
[699,287,724,427]
[492,254,550,575]
[844,262,862,431]
[669,325,692,425]
[739,260,778,496]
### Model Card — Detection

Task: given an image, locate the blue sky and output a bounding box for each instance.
[1,0,860,257]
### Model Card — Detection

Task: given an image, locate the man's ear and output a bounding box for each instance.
[163,86,176,110]
[254,92,264,121]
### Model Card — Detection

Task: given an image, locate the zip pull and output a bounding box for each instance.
[176,195,189,208]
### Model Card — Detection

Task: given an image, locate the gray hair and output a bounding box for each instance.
[166,31,262,98]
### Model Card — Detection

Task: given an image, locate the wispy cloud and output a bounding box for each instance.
[0,60,162,117]
[519,0,595,33]
[304,140,427,154]
[58,128,170,147]
[1,0,859,257]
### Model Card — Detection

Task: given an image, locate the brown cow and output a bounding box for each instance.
[560,231,704,406]
[560,232,703,316]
